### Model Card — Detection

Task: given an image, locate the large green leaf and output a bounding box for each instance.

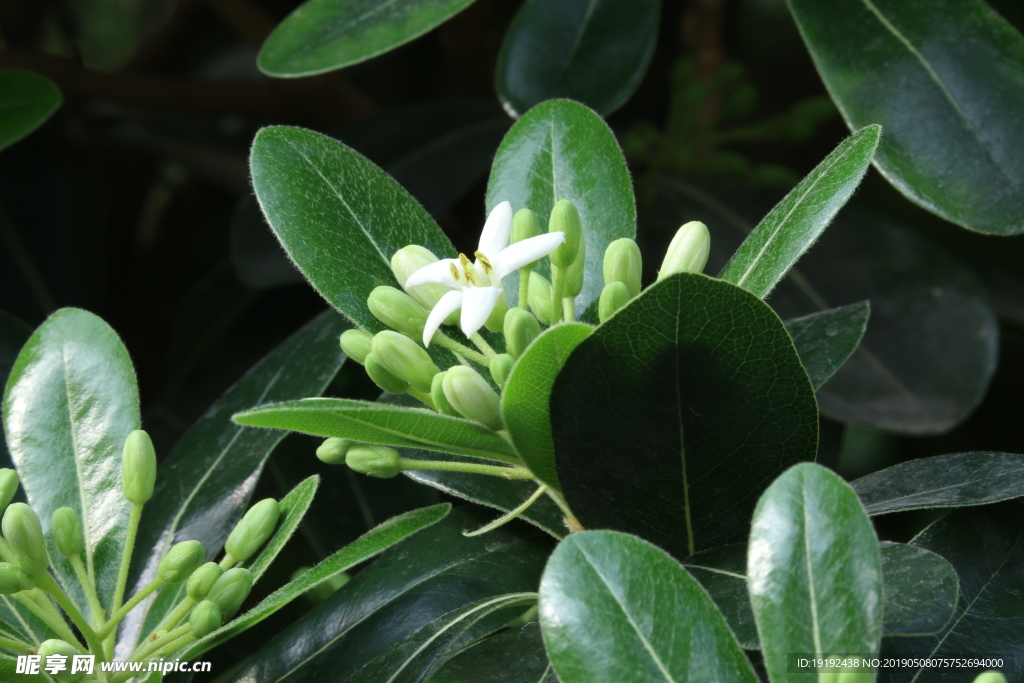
[748,463,883,682]
[719,125,881,298]
[258,0,476,77]
[495,0,660,117]
[126,310,348,646]
[551,273,818,558]
[218,506,552,682]
[485,99,635,317]
[0,70,62,152]
[785,301,870,390]
[249,126,456,334]
[880,504,1024,682]
[852,452,1024,515]
[3,309,139,612]
[540,530,758,683]
[428,622,557,683]
[501,322,592,490]
[234,398,520,464]
[177,503,451,660]
[787,0,1024,234]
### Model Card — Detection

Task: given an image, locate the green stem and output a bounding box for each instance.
[98,578,165,639]
[0,633,33,654]
[550,266,566,324]
[70,554,106,629]
[151,596,195,636]
[398,459,534,479]
[562,297,575,322]
[518,269,532,310]
[434,333,491,365]
[14,591,82,648]
[463,485,548,537]
[110,503,142,617]
[407,387,435,409]
[35,572,106,657]
[132,623,190,662]
[544,488,574,519]
[219,553,238,571]
[469,333,497,358]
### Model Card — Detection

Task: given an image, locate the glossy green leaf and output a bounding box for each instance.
[880,504,1024,682]
[853,452,1024,515]
[502,323,592,490]
[551,273,818,558]
[719,125,881,298]
[178,503,451,660]
[127,310,348,646]
[540,530,758,683]
[3,308,139,612]
[429,622,557,683]
[879,542,958,638]
[0,70,61,152]
[0,312,30,468]
[249,126,456,336]
[258,0,476,77]
[787,0,1024,234]
[486,99,636,317]
[218,506,552,682]
[247,475,319,580]
[234,398,520,464]
[785,301,870,390]
[748,463,883,681]
[496,0,660,117]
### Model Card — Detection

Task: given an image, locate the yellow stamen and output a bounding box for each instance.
[449,263,460,281]
[459,253,477,285]
[474,251,493,274]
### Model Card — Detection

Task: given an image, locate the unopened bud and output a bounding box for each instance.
[189,599,223,638]
[548,200,582,268]
[442,366,503,431]
[157,540,205,584]
[122,430,157,505]
[0,562,33,594]
[393,246,454,318]
[371,331,438,393]
[339,329,373,365]
[527,272,554,325]
[225,498,280,563]
[2,503,47,575]
[510,208,542,248]
[489,354,515,387]
[52,507,84,558]
[39,640,83,681]
[603,238,642,297]
[208,567,253,619]
[657,221,710,281]
[345,445,402,479]
[316,437,352,465]
[484,291,509,333]
[186,562,223,601]
[564,238,586,298]
[0,469,18,513]
[972,673,1008,683]
[431,372,460,417]
[364,353,409,394]
[367,286,428,338]
[599,281,632,322]
[503,308,540,358]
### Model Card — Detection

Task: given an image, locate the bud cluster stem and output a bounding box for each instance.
[35,571,107,657]
[518,271,531,310]
[99,576,165,638]
[550,266,566,324]
[14,592,83,648]
[432,332,492,366]
[69,554,107,629]
[106,501,143,652]
[469,333,497,358]
[399,459,534,479]
[153,596,196,633]
[0,634,31,655]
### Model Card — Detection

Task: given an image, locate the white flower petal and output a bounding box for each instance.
[478,201,513,257]
[460,287,502,339]
[494,231,566,279]
[405,259,461,290]
[423,290,464,347]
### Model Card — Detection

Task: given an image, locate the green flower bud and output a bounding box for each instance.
[527,272,554,325]
[189,599,222,638]
[316,437,352,465]
[339,329,373,365]
[564,238,586,298]
[364,353,409,394]
[186,562,223,601]
[548,200,582,268]
[430,372,460,417]
[484,291,509,333]
[345,445,402,479]
[0,469,19,513]
[0,562,33,594]
[598,281,632,322]
[489,354,515,387]
[2,503,47,575]
[442,366,503,431]
[122,430,157,505]
[367,286,427,338]
[392,246,454,319]
[503,308,540,358]
[603,238,642,297]
[973,673,1008,683]
[52,507,84,558]
[207,567,253,619]
[225,498,280,563]
[38,639,84,682]
[657,221,710,281]
[157,540,206,584]
[510,208,542,248]
[371,331,439,393]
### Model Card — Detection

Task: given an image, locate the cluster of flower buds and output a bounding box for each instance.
[0,429,283,670]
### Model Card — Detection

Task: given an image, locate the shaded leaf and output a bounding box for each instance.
[0,70,61,152]
[682,544,759,650]
[879,542,958,637]
[785,301,870,390]
[428,622,557,683]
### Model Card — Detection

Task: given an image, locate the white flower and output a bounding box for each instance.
[404,201,565,346]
